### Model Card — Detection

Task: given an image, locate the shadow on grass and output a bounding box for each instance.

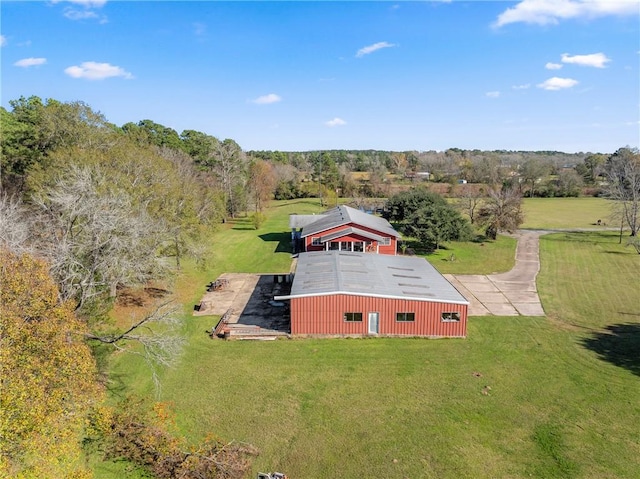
[228,217,254,230]
[272,199,320,208]
[544,231,621,243]
[471,234,495,244]
[259,232,291,253]
[581,323,640,377]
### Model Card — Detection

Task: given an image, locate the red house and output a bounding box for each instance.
[275,251,469,338]
[290,205,400,255]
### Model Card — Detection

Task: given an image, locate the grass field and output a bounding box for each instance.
[521,197,615,229]
[96,198,640,479]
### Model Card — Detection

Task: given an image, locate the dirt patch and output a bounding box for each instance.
[116,286,171,308]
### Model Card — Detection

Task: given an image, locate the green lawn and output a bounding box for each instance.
[97,199,640,479]
[425,235,517,274]
[521,197,615,229]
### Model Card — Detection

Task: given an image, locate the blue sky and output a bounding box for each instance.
[2,1,639,153]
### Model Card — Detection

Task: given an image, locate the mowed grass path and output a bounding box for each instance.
[102,199,640,479]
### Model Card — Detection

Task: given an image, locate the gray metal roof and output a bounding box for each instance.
[289,214,322,229]
[299,205,400,239]
[319,226,386,243]
[275,251,469,305]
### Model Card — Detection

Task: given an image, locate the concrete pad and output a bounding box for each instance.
[484,303,520,316]
[474,292,510,303]
[502,291,541,303]
[460,281,501,292]
[513,303,546,316]
[444,274,490,316]
[455,274,490,282]
[468,302,491,316]
[490,281,536,292]
[450,231,546,317]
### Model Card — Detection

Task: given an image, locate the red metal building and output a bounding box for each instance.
[290,205,400,255]
[275,251,468,338]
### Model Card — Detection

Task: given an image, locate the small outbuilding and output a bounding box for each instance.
[275,251,469,338]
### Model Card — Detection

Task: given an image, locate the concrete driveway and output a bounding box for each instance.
[444,231,546,316]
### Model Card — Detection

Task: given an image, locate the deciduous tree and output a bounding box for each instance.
[519,158,550,198]
[32,164,167,311]
[604,147,640,237]
[0,194,33,255]
[476,187,524,240]
[386,188,472,251]
[0,250,102,478]
[1,96,112,192]
[247,159,276,212]
[406,203,473,251]
[212,139,247,218]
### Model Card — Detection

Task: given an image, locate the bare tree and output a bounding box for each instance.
[476,187,524,240]
[212,139,247,218]
[0,194,34,254]
[453,184,486,224]
[605,147,640,237]
[32,164,168,311]
[85,301,184,392]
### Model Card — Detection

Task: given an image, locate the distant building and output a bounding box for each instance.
[275,251,469,338]
[290,205,400,255]
[405,171,431,180]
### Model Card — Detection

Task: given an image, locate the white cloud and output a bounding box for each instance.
[0,35,6,47]
[561,52,611,68]
[545,62,563,70]
[14,57,47,67]
[485,91,501,98]
[494,0,639,27]
[52,0,107,7]
[64,61,133,80]
[537,77,579,90]
[325,118,346,127]
[193,22,206,36]
[356,41,396,58]
[64,8,98,20]
[512,83,531,90]
[64,7,99,20]
[252,93,282,105]
[54,0,108,22]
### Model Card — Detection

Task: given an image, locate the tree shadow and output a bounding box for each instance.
[581,322,640,377]
[229,217,254,230]
[235,274,291,333]
[272,199,320,208]
[471,232,501,244]
[258,232,291,253]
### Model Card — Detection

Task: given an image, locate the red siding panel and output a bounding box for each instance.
[290,294,467,338]
[304,223,397,255]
